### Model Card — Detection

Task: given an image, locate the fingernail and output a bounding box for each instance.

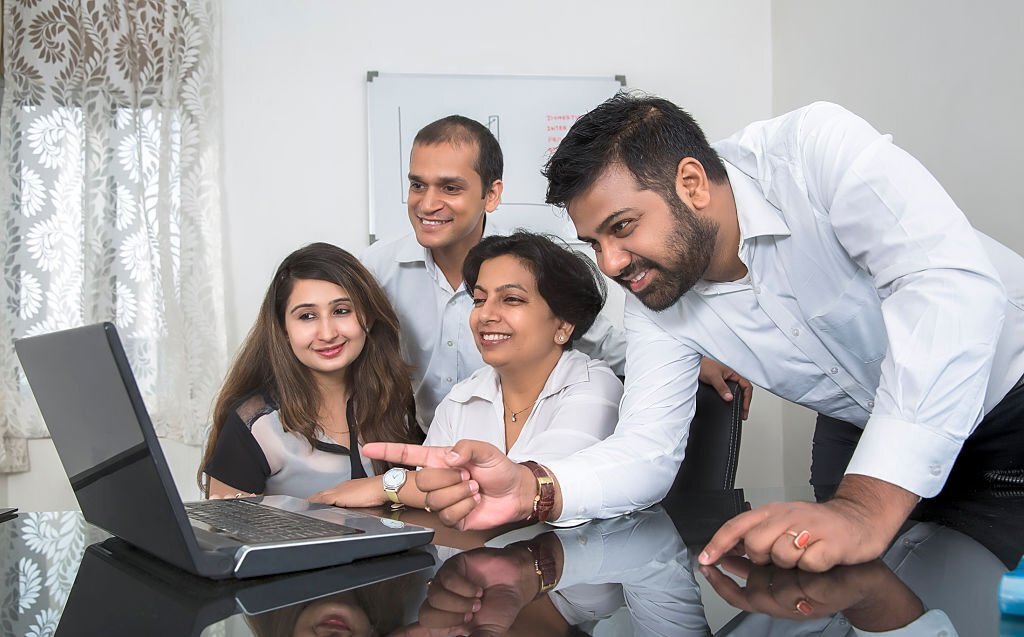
[725,393,733,400]
[460,469,470,481]
[699,566,710,577]
[796,600,814,615]
[464,612,474,622]
[699,551,711,564]
[472,599,482,612]
[446,449,461,462]
[468,480,479,494]
[473,493,481,503]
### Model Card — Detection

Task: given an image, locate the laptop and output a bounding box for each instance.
[15,322,434,579]
[57,537,435,636]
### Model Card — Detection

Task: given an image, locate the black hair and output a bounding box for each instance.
[462,232,606,347]
[414,115,503,195]
[542,91,728,207]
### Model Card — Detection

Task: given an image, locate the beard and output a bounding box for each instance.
[621,196,718,312]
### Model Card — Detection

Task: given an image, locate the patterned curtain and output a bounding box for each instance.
[0,0,227,472]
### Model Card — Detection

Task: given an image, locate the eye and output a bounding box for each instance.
[409,181,425,192]
[471,296,486,307]
[333,306,351,316]
[443,184,463,195]
[610,218,634,235]
[298,311,316,321]
[503,295,525,305]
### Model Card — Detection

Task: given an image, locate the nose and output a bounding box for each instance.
[418,187,443,214]
[598,242,632,279]
[474,297,499,324]
[316,316,338,341]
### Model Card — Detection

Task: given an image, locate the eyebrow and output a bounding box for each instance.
[408,173,470,187]
[289,297,351,313]
[577,208,634,242]
[474,283,529,294]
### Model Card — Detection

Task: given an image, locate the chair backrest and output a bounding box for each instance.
[670,380,744,492]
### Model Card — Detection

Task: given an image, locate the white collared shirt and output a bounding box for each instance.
[361,220,626,431]
[423,349,622,463]
[547,102,1024,521]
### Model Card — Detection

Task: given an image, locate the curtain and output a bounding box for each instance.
[0,0,227,472]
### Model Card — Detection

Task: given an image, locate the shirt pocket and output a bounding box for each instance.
[807,273,888,364]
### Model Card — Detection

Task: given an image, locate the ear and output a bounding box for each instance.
[674,158,712,211]
[554,321,575,345]
[483,179,503,213]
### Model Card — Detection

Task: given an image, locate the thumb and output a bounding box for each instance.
[447,439,510,468]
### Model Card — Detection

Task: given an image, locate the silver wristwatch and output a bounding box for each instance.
[382,467,408,505]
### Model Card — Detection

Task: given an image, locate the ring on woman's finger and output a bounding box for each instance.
[234,492,243,498]
[785,529,811,549]
[424,505,432,513]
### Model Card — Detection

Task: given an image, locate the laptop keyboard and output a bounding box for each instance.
[185,500,363,544]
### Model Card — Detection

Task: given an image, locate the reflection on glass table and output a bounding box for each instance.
[1,484,1020,636]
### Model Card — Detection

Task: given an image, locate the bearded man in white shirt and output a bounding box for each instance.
[361,114,752,432]
[365,94,1024,572]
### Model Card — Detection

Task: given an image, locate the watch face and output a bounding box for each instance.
[383,468,406,490]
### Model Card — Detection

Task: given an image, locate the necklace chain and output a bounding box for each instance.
[507,401,537,423]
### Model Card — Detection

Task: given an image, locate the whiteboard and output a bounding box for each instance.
[366,72,625,243]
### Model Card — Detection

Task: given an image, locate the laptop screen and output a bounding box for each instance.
[15,323,202,571]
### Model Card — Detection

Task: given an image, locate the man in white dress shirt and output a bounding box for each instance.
[365,95,1024,572]
[361,115,751,431]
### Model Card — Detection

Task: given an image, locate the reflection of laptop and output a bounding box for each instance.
[57,537,434,636]
[15,322,433,579]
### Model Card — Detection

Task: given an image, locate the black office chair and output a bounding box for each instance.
[669,380,744,492]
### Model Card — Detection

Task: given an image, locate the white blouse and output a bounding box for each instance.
[423,349,623,463]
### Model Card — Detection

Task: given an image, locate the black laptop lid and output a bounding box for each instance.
[15,323,213,574]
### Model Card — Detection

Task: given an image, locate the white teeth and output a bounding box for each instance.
[629,270,648,283]
[481,333,510,342]
[421,219,448,226]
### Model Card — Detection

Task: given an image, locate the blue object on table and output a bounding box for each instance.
[1002,558,1024,616]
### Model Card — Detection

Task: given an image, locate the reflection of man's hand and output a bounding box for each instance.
[701,556,925,631]
[416,545,541,637]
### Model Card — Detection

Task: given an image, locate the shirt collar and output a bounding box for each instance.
[446,349,592,404]
[690,162,789,296]
[724,160,791,243]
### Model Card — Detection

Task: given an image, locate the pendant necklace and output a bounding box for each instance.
[508,401,537,423]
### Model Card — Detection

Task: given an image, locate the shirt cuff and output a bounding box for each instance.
[844,415,964,498]
[545,456,603,523]
[851,609,954,636]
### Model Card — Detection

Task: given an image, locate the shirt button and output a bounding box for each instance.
[445,377,453,383]
[830,367,839,374]
[446,340,454,348]
[579,536,587,546]
[867,400,875,409]
[929,464,942,476]
[791,327,800,337]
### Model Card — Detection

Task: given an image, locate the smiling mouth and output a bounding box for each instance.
[419,217,451,227]
[314,344,345,357]
[479,332,511,343]
[621,268,650,292]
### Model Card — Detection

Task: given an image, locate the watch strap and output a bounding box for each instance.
[521,461,555,522]
[524,538,558,597]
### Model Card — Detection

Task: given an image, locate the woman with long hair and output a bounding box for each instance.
[198,242,419,498]
[311,232,622,509]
